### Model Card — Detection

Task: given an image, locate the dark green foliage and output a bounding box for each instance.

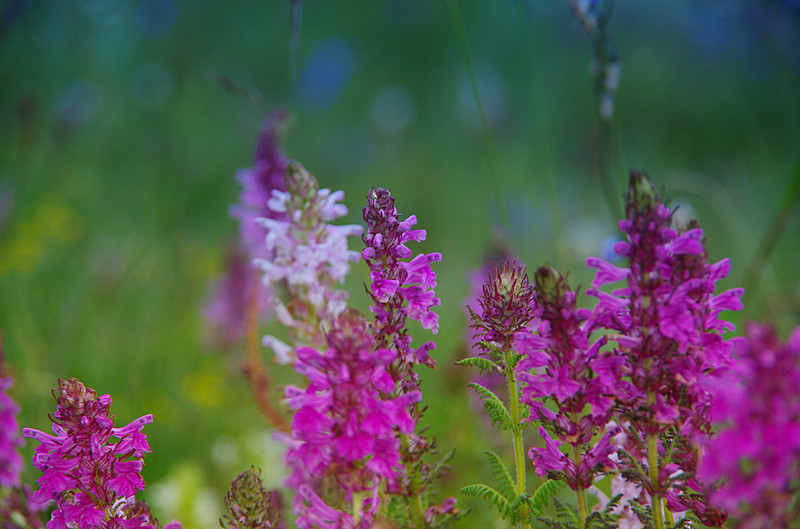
[530,479,565,516]
[460,451,534,524]
[537,497,580,529]
[485,450,516,500]
[467,383,513,431]
[455,356,499,374]
[629,501,653,529]
[584,493,623,529]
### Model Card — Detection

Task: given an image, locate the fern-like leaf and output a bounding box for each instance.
[468,382,513,431]
[530,479,564,515]
[483,450,516,501]
[508,493,535,524]
[455,356,500,374]
[553,497,580,526]
[460,483,512,519]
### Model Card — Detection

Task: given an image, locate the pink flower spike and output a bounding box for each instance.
[25,378,156,529]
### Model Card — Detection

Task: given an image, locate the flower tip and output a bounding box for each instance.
[626,169,660,213]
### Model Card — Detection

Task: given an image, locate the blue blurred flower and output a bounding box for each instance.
[296,38,355,109]
[134,0,178,37]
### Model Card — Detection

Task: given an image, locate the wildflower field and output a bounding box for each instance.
[1,2,800,528]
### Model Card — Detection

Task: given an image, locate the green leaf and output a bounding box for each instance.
[507,352,523,370]
[460,483,512,519]
[531,479,564,515]
[484,450,516,501]
[508,493,535,523]
[468,382,513,431]
[456,356,499,373]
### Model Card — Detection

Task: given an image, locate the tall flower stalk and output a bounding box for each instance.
[465,263,536,528]
[361,188,459,529]
[204,110,291,429]
[586,170,743,528]
[516,266,619,528]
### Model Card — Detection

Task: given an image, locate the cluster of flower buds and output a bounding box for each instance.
[220,467,283,529]
[470,262,535,355]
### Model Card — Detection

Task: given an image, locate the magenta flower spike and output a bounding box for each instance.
[516,266,618,492]
[254,162,362,362]
[361,187,441,368]
[23,378,161,529]
[586,172,743,436]
[700,323,800,527]
[282,310,418,528]
[584,170,743,524]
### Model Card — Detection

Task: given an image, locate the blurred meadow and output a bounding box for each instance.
[1,0,800,527]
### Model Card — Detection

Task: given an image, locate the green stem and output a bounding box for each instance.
[647,432,665,529]
[664,503,674,526]
[504,351,531,529]
[352,491,364,525]
[400,433,427,528]
[572,445,588,528]
[576,488,589,529]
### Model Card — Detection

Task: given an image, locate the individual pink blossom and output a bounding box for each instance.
[699,323,800,528]
[255,162,362,361]
[22,378,160,529]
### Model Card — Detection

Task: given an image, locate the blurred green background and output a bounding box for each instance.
[2,0,799,527]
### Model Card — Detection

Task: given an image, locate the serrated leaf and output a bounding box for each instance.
[483,450,516,501]
[468,382,513,431]
[553,497,580,525]
[461,483,513,519]
[475,340,500,353]
[456,356,499,373]
[508,493,535,524]
[531,479,564,515]
[507,352,523,369]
